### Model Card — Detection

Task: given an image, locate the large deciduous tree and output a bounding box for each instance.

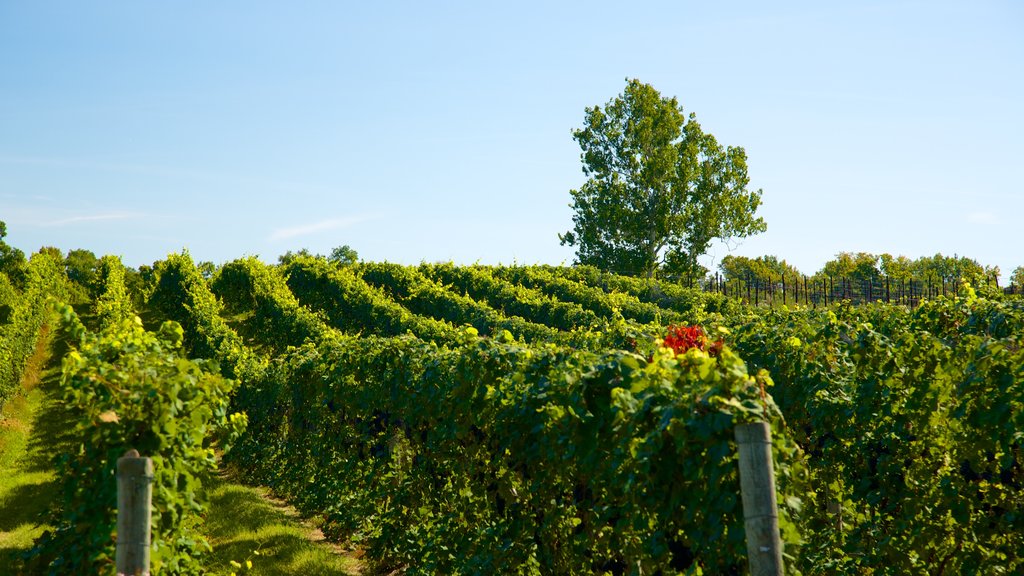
[559,79,766,279]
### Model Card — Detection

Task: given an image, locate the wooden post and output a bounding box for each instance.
[735,422,784,576]
[117,449,153,576]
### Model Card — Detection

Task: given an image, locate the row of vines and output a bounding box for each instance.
[21,255,247,574]
[8,248,1022,575]
[0,251,67,412]
[728,289,1024,573]
[147,254,1024,575]
[150,253,805,574]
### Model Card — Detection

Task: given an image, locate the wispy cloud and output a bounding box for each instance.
[41,212,143,227]
[966,211,998,225]
[269,216,375,241]
[0,154,336,195]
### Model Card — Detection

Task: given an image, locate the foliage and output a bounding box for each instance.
[93,255,135,328]
[282,255,462,344]
[227,331,803,575]
[493,265,673,327]
[27,305,246,575]
[878,253,913,282]
[554,264,739,319]
[728,294,1024,574]
[719,255,803,285]
[329,245,359,266]
[64,248,100,302]
[819,252,995,286]
[147,251,265,382]
[816,252,883,283]
[0,273,15,324]
[559,78,766,279]
[910,253,993,282]
[359,262,569,344]
[197,261,217,280]
[0,250,67,412]
[122,264,157,311]
[211,256,339,354]
[277,248,315,265]
[79,251,1024,574]
[0,220,28,290]
[1012,266,1024,290]
[420,262,604,331]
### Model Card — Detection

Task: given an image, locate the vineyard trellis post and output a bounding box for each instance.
[117,449,153,576]
[735,422,785,576]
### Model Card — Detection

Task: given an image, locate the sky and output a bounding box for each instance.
[1,1,1021,279]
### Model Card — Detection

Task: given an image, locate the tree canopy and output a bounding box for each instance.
[719,255,802,284]
[0,220,27,289]
[814,252,995,284]
[559,79,766,279]
[329,245,359,266]
[65,248,100,290]
[1011,266,1024,290]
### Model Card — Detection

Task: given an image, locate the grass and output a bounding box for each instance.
[0,324,68,574]
[204,471,365,576]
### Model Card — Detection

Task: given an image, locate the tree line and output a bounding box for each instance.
[714,252,1010,287]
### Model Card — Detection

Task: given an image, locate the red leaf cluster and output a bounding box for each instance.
[663,325,724,357]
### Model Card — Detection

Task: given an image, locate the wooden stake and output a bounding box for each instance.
[735,422,784,576]
[117,449,153,576]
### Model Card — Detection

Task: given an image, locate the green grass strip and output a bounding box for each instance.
[204,472,364,576]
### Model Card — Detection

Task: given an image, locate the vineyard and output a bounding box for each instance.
[2,252,1023,575]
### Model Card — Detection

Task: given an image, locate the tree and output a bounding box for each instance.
[38,246,63,261]
[278,249,314,266]
[1011,266,1024,290]
[909,253,988,282]
[197,261,216,280]
[328,245,359,266]
[720,255,802,284]
[0,221,27,289]
[818,252,882,283]
[65,249,100,290]
[879,253,913,283]
[559,79,766,279]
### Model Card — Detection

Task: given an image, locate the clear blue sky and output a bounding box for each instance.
[2,1,1021,279]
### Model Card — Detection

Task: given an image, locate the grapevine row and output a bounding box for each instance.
[211,256,341,355]
[418,262,605,331]
[140,254,805,573]
[490,265,685,326]
[0,251,67,411]
[358,262,568,344]
[726,289,1024,573]
[282,255,462,345]
[552,264,738,320]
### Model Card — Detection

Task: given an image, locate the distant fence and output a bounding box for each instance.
[669,274,1015,308]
